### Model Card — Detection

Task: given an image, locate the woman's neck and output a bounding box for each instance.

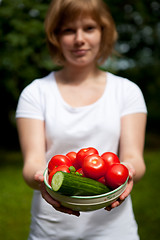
[54,64,107,108]
[57,64,102,86]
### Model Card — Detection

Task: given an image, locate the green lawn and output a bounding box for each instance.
[0,149,159,240]
[0,151,32,240]
[132,150,160,239]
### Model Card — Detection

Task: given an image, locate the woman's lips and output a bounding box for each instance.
[72,49,89,56]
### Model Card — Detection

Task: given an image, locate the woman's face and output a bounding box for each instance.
[59,16,102,68]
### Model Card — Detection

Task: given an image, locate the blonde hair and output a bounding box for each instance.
[45,0,118,66]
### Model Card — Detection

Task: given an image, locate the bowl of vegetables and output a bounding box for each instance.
[43,147,129,212]
[44,169,128,211]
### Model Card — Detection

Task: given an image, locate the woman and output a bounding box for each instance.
[16,0,147,239]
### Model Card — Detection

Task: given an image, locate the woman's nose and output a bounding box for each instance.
[74,29,85,44]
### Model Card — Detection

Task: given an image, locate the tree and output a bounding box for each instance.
[0,0,160,149]
[104,0,160,130]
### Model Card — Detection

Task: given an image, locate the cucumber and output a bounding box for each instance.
[51,171,110,196]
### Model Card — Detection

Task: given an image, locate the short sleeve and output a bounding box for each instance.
[120,79,147,117]
[16,80,44,120]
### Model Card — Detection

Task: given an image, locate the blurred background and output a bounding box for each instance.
[0,0,160,239]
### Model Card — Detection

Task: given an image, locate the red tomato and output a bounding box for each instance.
[76,147,99,168]
[101,152,120,168]
[105,163,129,189]
[66,151,76,162]
[48,155,72,173]
[48,165,70,186]
[98,176,106,185]
[82,154,107,180]
[76,168,85,177]
[66,151,79,170]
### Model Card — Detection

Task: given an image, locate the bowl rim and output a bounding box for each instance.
[43,167,129,199]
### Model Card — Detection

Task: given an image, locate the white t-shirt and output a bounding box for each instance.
[16,72,147,240]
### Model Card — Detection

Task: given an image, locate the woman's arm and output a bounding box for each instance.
[16,118,80,216]
[119,112,147,182]
[106,112,147,210]
[16,118,47,189]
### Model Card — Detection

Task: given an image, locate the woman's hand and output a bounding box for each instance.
[105,163,135,211]
[34,171,80,217]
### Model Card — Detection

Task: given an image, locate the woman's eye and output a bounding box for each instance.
[86,26,96,31]
[62,28,74,34]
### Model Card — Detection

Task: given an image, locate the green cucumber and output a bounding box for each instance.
[51,171,110,196]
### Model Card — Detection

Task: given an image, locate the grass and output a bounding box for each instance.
[0,147,160,240]
[131,150,160,239]
[0,151,32,240]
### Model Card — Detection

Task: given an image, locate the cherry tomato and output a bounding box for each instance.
[66,151,79,170]
[76,168,85,177]
[66,151,76,162]
[82,154,107,180]
[48,154,72,173]
[101,152,120,168]
[48,165,70,186]
[105,163,129,189]
[98,176,106,185]
[76,147,99,168]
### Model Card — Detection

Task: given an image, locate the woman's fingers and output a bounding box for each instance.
[40,181,61,207]
[105,197,125,211]
[34,170,44,183]
[105,163,135,211]
[54,206,80,217]
[41,182,80,216]
[120,178,134,201]
[36,174,80,217]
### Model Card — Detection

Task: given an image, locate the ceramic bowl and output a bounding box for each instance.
[43,168,128,212]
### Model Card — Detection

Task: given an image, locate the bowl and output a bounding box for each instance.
[43,168,128,212]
